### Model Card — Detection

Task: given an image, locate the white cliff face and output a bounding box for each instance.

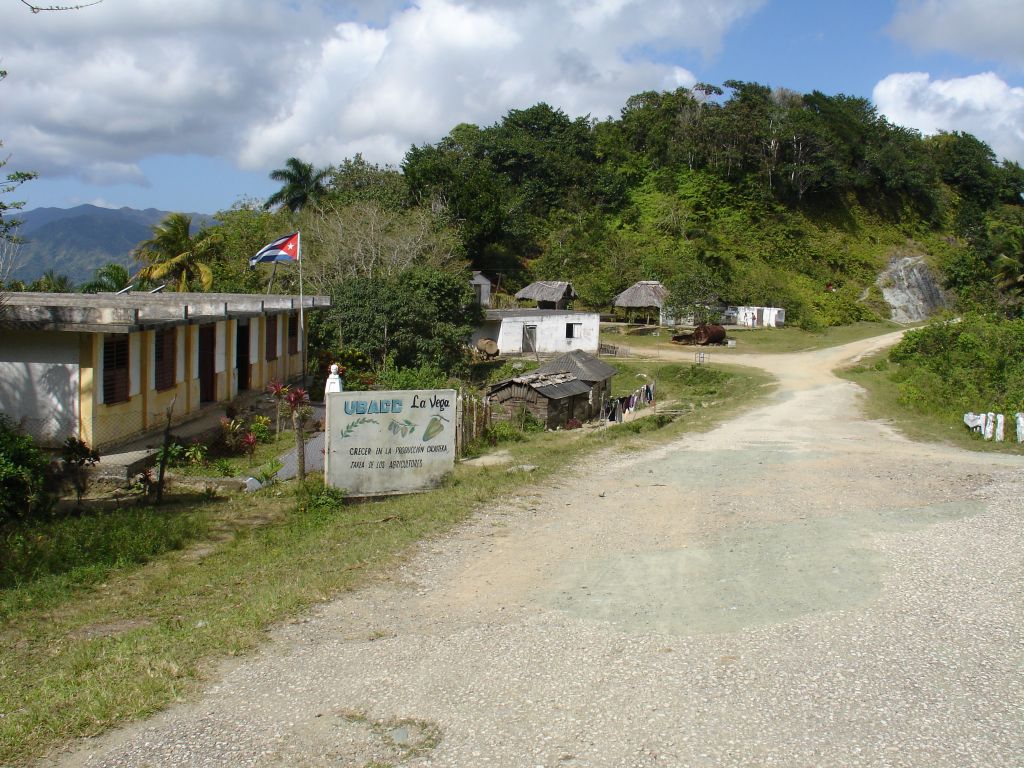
[877,255,948,323]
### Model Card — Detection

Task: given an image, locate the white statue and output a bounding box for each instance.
[324,363,343,395]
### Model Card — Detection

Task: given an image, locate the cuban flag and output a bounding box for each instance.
[249,231,300,267]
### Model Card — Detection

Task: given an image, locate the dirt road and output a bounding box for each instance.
[55,333,1023,767]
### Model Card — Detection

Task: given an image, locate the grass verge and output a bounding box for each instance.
[601,320,905,357]
[838,351,1023,455]
[0,361,774,766]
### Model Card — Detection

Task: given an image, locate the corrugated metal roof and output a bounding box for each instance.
[489,370,592,400]
[535,350,617,382]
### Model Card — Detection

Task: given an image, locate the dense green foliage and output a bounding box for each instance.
[398,85,1023,328]
[887,315,1024,417]
[330,267,482,372]
[0,416,52,524]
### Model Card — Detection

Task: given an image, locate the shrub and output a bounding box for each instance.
[485,420,524,444]
[60,437,100,507]
[219,416,246,453]
[154,441,185,468]
[249,414,273,443]
[184,442,208,466]
[0,416,53,524]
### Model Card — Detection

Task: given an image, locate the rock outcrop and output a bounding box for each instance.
[877,254,948,323]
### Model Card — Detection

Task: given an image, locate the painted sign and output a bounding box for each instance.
[324,389,457,496]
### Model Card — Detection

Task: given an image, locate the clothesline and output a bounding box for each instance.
[605,382,655,423]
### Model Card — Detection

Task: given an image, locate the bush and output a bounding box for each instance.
[0,416,53,524]
[484,420,525,444]
[249,415,273,443]
[887,314,1024,416]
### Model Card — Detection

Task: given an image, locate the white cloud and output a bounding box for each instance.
[0,0,764,187]
[887,0,1024,69]
[873,71,1024,162]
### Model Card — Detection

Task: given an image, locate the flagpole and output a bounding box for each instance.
[298,230,306,389]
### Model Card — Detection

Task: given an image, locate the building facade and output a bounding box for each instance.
[471,309,600,356]
[0,292,330,449]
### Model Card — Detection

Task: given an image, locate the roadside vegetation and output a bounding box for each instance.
[840,313,1024,453]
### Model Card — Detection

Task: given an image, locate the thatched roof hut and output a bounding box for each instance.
[613,281,668,309]
[515,281,577,310]
[613,280,670,324]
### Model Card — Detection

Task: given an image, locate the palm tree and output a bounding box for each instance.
[79,262,132,293]
[995,252,1024,297]
[29,269,73,292]
[264,157,330,213]
[133,213,218,292]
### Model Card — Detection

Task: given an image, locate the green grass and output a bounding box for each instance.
[601,320,905,357]
[838,351,1024,455]
[0,361,774,766]
[165,433,294,479]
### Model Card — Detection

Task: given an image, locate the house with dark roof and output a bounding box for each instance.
[535,350,617,421]
[488,350,617,428]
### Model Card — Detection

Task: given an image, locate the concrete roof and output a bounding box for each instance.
[0,291,331,333]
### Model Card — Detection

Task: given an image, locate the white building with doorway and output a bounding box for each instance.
[471,309,600,356]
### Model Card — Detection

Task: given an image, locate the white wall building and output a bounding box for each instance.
[471,309,600,355]
[728,306,786,328]
[470,272,492,307]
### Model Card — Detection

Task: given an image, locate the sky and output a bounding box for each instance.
[2,0,1022,215]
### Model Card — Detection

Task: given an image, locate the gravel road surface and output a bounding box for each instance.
[50,333,1023,767]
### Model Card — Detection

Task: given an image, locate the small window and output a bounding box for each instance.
[103,334,130,404]
[154,328,176,391]
[265,315,278,361]
[566,322,582,339]
[288,313,299,355]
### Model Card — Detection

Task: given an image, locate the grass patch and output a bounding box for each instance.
[600,320,904,357]
[839,351,1024,455]
[0,361,773,766]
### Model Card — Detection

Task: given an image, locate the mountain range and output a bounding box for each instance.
[10,205,212,285]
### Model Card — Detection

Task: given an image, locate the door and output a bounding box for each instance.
[236,320,250,391]
[198,324,216,403]
[522,325,537,353]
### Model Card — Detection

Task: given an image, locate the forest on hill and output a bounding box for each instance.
[6,81,1022,333]
[263,81,1022,332]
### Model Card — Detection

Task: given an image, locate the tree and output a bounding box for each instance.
[133,212,218,291]
[331,267,481,372]
[264,157,330,213]
[79,262,132,293]
[29,269,73,292]
[207,202,291,292]
[300,198,464,294]
[665,263,726,326]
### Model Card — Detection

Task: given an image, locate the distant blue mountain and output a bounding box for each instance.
[11,205,214,285]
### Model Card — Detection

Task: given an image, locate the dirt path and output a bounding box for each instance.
[53,333,1023,768]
